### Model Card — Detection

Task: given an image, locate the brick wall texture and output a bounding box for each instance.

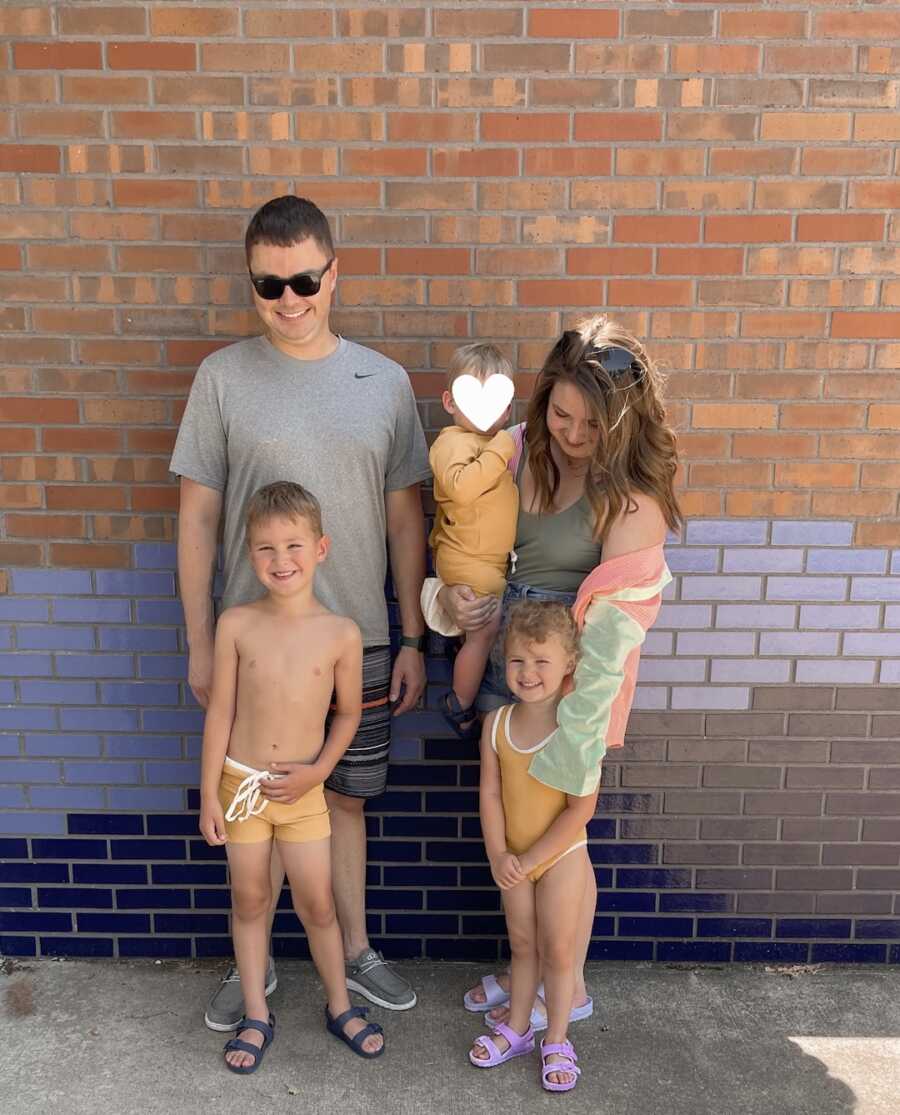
[0,2,898,961]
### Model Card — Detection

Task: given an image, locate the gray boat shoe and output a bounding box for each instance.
[345,947,416,1011]
[203,957,277,1032]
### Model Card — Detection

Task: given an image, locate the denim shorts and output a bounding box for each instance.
[475,581,578,713]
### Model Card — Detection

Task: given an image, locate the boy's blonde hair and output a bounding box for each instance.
[502,600,579,662]
[245,481,323,538]
[446,342,514,390]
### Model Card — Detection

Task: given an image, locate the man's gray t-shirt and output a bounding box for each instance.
[170,335,430,646]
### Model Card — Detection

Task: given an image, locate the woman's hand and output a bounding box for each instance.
[437,583,499,633]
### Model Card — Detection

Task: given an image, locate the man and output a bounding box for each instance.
[171,196,428,1029]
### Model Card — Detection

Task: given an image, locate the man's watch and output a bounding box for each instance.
[399,634,426,652]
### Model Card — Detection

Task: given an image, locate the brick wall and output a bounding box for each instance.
[0,3,898,960]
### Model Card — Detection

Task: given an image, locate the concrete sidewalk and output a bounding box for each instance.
[2,958,898,1114]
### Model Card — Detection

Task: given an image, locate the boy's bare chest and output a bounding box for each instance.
[236,623,338,696]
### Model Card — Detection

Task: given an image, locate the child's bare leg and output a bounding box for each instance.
[452,602,501,710]
[278,837,383,1055]
[536,849,587,1087]
[470,879,538,1061]
[225,840,274,1069]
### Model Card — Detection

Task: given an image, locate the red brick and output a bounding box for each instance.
[776,462,858,489]
[57,5,147,35]
[817,11,900,39]
[344,147,428,176]
[0,246,21,271]
[761,113,851,142]
[338,8,424,37]
[46,485,128,512]
[526,147,611,176]
[814,491,896,518]
[721,12,807,38]
[803,147,891,176]
[741,312,826,338]
[108,42,197,71]
[797,215,885,243]
[482,43,570,72]
[790,278,877,309]
[711,148,797,175]
[14,42,103,69]
[765,45,854,74]
[727,491,810,517]
[706,216,791,243]
[294,43,383,72]
[113,181,199,210]
[32,307,116,335]
[0,398,79,424]
[386,248,469,275]
[652,312,737,339]
[43,428,123,453]
[61,76,149,105]
[434,8,522,36]
[0,6,52,34]
[855,115,900,142]
[664,181,751,211]
[609,280,693,307]
[150,6,238,36]
[532,78,618,108]
[733,433,817,460]
[386,112,475,142]
[756,180,843,210]
[0,145,60,173]
[248,148,336,176]
[132,487,179,513]
[0,429,37,452]
[667,113,756,142]
[519,281,603,307]
[51,543,131,568]
[6,514,84,539]
[244,8,332,36]
[568,248,652,276]
[833,313,900,340]
[658,248,744,276]
[575,113,662,141]
[298,112,385,143]
[111,111,196,140]
[672,45,760,74]
[529,8,618,38]
[481,113,569,143]
[0,485,42,510]
[154,76,244,105]
[614,216,700,243]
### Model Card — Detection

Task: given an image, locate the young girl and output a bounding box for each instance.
[469,601,599,1094]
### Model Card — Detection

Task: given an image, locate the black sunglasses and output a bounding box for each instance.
[249,258,334,300]
[590,345,643,379]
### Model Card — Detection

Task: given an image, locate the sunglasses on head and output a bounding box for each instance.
[249,258,334,300]
[590,345,643,379]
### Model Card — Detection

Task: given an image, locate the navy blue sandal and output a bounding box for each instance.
[223,1013,275,1075]
[440,691,481,740]
[325,1005,385,1059]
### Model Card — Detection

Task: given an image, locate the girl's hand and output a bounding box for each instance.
[490,851,526,890]
[437,583,499,633]
[199,800,227,846]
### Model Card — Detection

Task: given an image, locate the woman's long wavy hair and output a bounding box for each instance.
[524,315,682,543]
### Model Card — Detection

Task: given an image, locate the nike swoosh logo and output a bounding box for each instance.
[354,372,376,379]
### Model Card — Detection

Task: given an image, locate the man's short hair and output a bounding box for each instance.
[245,481,324,539]
[446,342,514,391]
[245,196,335,261]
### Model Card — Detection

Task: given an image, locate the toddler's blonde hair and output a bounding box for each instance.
[502,600,579,662]
[446,342,514,390]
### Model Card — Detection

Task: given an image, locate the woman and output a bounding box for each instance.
[436,315,682,1029]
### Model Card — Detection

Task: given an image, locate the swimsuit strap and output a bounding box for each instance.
[224,768,276,823]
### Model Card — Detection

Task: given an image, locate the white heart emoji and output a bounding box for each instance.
[451,373,515,433]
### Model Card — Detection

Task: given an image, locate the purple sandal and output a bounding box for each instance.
[540,1038,581,1093]
[469,1022,535,1068]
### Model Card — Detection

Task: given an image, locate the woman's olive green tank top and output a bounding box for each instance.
[511,452,601,594]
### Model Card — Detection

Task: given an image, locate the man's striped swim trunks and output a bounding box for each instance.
[324,644,392,800]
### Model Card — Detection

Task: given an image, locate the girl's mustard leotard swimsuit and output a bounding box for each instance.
[491,705,587,884]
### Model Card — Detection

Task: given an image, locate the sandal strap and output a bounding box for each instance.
[347,1021,383,1049]
[541,1039,576,1059]
[236,1016,274,1043]
[473,1034,502,1059]
[328,1005,367,1030]
[224,1038,263,1060]
[493,1021,533,1050]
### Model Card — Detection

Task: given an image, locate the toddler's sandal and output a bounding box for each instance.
[540,1038,581,1093]
[325,1004,385,1059]
[469,1022,534,1069]
[223,1014,275,1075]
[440,691,481,740]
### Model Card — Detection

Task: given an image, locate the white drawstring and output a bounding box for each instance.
[224,769,279,823]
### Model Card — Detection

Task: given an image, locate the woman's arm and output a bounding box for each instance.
[436,582,499,632]
[517,788,600,878]
[603,490,667,559]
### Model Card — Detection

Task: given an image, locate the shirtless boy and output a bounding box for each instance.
[199,481,385,1073]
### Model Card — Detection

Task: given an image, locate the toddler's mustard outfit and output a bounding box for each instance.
[428,425,519,598]
[491,704,587,884]
[218,756,330,844]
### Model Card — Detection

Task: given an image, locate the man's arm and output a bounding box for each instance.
[385,483,427,716]
[177,477,223,709]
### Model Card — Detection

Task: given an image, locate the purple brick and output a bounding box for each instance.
[146,760,200,784]
[676,632,755,656]
[55,653,135,679]
[18,626,95,650]
[886,606,900,629]
[672,687,750,710]
[0,599,50,621]
[844,632,900,656]
[99,627,179,652]
[101,682,181,706]
[135,543,177,569]
[0,812,65,835]
[638,658,706,683]
[665,548,719,573]
[64,761,141,784]
[657,604,713,629]
[183,735,202,759]
[138,656,188,682]
[642,632,674,656]
[136,600,184,625]
[685,520,768,545]
[0,787,26,807]
[0,708,56,730]
[0,735,20,757]
[20,680,97,705]
[796,659,876,684]
[631,687,668,710]
[716,604,796,629]
[53,599,131,623]
[24,734,102,757]
[892,550,900,575]
[759,632,839,655]
[772,520,853,546]
[0,760,60,783]
[11,569,93,595]
[30,786,106,809]
[106,735,182,759]
[60,707,139,731]
[851,577,900,602]
[142,709,204,732]
[108,787,185,810]
[389,736,420,761]
[0,682,13,703]
[661,580,677,601]
[767,577,847,601]
[0,627,10,650]
[711,659,791,683]
[799,604,880,629]
[724,549,804,573]
[96,571,174,597]
[682,576,761,601]
[881,662,900,683]
[808,549,887,574]
[0,653,53,676]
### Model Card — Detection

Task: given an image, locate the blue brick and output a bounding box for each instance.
[197,936,238,958]
[587,940,654,961]
[0,787,26,807]
[20,680,97,705]
[106,735,182,759]
[101,682,181,706]
[682,576,761,601]
[96,571,174,596]
[368,840,423,863]
[270,936,312,959]
[665,548,719,573]
[152,864,225,884]
[734,942,809,963]
[367,889,424,911]
[723,548,804,574]
[68,814,144,835]
[388,735,419,761]
[426,888,498,912]
[383,866,457,887]
[0,681,15,702]
[0,627,9,650]
[0,935,37,957]
[53,599,132,623]
[78,912,151,933]
[0,599,50,621]
[37,887,112,909]
[391,762,457,786]
[134,543,178,569]
[808,548,887,574]
[460,817,481,840]
[24,734,102,757]
[0,862,68,883]
[136,600,184,625]
[657,941,732,962]
[854,920,900,940]
[0,812,65,835]
[685,520,768,545]
[73,863,147,884]
[598,892,656,912]
[0,837,28,856]
[41,936,113,958]
[772,520,853,546]
[586,818,617,839]
[386,914,458,935]
[109,788,185,811]
[0,653,53,676]
[100,627,179,652]
[424,790,477,812]
[119,887,191,909]
[810,943,886,963]
[64,761,141,785]
[891,944,900,964]
[138,655,187,680]
[698,918,772,938]
[144,760,199,784]
[367,790,423,813]
[767,576,847,601]
[18,625,95,650]
[618,916,694,937]
[33,838,107,860]
[597,793,658,814]
[426,841,486,864]
[425,937,495,961]
[0,887,32,906]
[30,788,106,810]
[147,814,200,836]
[189,839,227,862]
[776,918,852,939]
[382,816,457,838]
[852,576,900,602]
[142,709,204,733]
[154,913,228,934]
[0,707,56,730]
[589,843,656,864]
[0,911,71,932]
[55,654,136,679]
[618,869,692,890]
[60,707,139,731]
[660,892,732,913]
[111,838,185,860]
[0,760,60,783]
[12,569,93,595]
[0,734,20,756]
[461,914,507,936]
[119,937,191,958]
[194,888,231,909]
